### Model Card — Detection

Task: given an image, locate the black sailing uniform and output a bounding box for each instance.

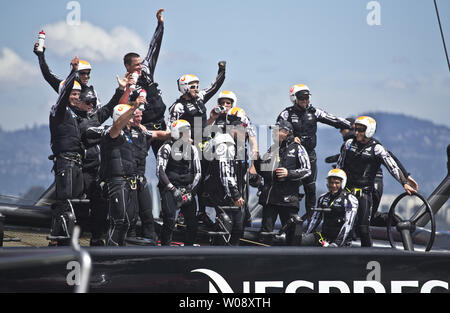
[73,87,124,242]
[336,138,409,247]
[277,105,351,219]
[130,20,167,157]
[98,127,139,246]
[48,70,84,243]
[156,140,202,246]
[326,131,411,226]
[128,126,158,242]
[254,135,311,245]
[303,189,358,247]
[200,133,244,245]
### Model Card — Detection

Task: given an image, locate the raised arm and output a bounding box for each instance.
[199,61,226,104]
[142,8,165,82]
[34,43,63,93]
[109,102,139,139]
[50,58,79,117]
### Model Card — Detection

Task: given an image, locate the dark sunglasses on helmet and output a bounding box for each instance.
[296,94,310,101]
[190,85,199,90]
[355,127,366,133]
[79,71,91,76]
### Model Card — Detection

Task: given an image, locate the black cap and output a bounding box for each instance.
[271,120,293,133]
[79,86,97,106]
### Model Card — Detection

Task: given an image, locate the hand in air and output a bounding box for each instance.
[116,72,132,90]
[71,56,79,71]
[157,8,164,22]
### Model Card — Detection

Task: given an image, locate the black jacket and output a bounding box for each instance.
[306,189,358,246]
[255,136,311,207]
[49,70,84,156]
[99,128,137,179]
[129,21,166,125]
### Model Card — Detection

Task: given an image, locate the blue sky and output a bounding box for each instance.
[0,0,449,131]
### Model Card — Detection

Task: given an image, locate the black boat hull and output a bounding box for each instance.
[1,246,449,293]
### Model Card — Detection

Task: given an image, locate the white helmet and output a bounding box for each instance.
[58,80,81,94]
[355,116,377,138]
[170,119,191,140]
[327,168,347,190]
[217,91,237,107]
[113,104,131,122]
[177,74,199,94]
[226,107,249,126]
[289,84,311,105]
[78,60,92,71]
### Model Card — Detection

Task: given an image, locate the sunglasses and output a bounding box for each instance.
[354,127,366,133]
[79,71,90,76]
[190,85,199,90]
[219,100,232,105]
[296,95,310,101]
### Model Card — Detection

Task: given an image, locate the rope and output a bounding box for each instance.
[433,0,450,72]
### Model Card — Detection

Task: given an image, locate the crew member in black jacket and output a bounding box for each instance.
[325,117,419,226]
[98,102,140,246]
[157,120,202,246]
[255,120,311,245]
[48,58,83,246]
[123,8,167,157]
[72,75,127,245]
[200,109,249,245]
[336,116,417,247]
[128,109,170,244]
[277,84,352,221]
[303,169,358,247]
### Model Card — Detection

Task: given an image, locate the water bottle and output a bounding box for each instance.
[37,30,46,52]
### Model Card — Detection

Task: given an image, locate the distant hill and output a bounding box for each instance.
[0,124,53,198]
[0,112,448,199]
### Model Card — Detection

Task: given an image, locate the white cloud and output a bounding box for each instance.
[43,21,147,62]
[0,48,39,85]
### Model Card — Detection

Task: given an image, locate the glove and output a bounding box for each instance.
[33,42,45,56]
[218,61,226,70]
[181,192,193,205]
[170,187,184,207]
